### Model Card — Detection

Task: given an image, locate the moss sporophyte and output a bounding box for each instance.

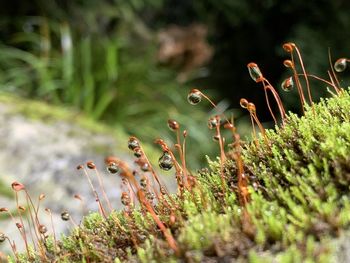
[2,43,350,262]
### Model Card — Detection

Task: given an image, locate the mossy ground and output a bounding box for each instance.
[9,90,350,262]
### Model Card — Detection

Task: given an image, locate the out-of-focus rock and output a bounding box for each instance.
[0,93,134,254]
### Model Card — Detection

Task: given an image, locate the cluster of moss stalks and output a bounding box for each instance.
[10,89,350,262]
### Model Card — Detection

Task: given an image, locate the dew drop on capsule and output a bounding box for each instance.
[281,76,294,92]
[107,162,119,174]
[61,211,70,221]
[167,119,180,131]
[158,151,174,171]
[334,58,347,72]
[128,137,139,150]
[187,89,202,105]
[240,98,249,109]
[207,116,219,129]
[247,63,263,82]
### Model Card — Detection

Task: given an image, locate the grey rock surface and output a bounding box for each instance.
[0,101,134,254]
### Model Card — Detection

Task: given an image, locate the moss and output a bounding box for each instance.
[9,90,350,262]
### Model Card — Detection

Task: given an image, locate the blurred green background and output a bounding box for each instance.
[0,0,349,167]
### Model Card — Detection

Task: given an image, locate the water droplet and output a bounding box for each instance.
[107,162,119,174]
[160,186,167,195]
[141,162,150,172]
[247,102,256,113]
[158,151,174,171]
[187,89,202,105]
[334,58,347,72]
[140,176,148,188]
[168,119,180,131]
[86,161,96,169]
[247,63,263,82]
[61,211,70,221]
[133,147,142,158]
[0,233,5,243]
[281,76,294,91]
[146,191,155,201]
[240,98,249,109]
[121,192,130,206]
[282,42,295,53]
[283,59,293,68]
[212,134,220,141]
[39,224,47,234]
[128,137,139,150]
[207,116,220,129]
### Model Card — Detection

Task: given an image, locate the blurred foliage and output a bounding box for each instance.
[151,0,350,119]
[0,1,238,168]
[0,0,349,165]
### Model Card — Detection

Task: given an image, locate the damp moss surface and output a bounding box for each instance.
[8,90,350,262]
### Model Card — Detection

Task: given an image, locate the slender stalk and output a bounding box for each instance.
[290,54,306,113]
[294,46,313,108]
[263,79,286,124]
[328,48,340,90]
[93,168,113,212]
[215,124,227,193]
[261,81,278,125]
[81,167,107,218]
[5,236,19,261]
[45,209,58,255]
[14,193,30,256]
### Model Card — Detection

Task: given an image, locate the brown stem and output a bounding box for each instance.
[290,54,306,113]
[261,82,278,125]
[14,192,30,257]
[94,168,113,212]
[81,167,107,218]
[215,124,227,194]
[328,48,340,91]
[294,46,313,108]
[263,79,286,124]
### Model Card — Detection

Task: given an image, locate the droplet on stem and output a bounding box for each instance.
[128,137,140,150]
[11,181,25,192]
[247,62,263,82]
[207,116,220,129]
[158,151,174,171]
[140,176,148,188]
[107,162,119,174]
[187,89,202,105]
[141,162,150,172]
[133,147,142,158]
[38,224,47,234]
[212,134,220,141]
[61,211,70,221]
[247,102,256,114]
[240,98,249,109]
[334,58,347,72]
[167,119,180,131]
[86,161,96,169]
[281,76,294,91]
[0,233,5,243]
[121,192,130,206]
[283,59,294,68]
[282,42,295,53]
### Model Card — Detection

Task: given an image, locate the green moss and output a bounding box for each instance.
[10,90,350,262]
